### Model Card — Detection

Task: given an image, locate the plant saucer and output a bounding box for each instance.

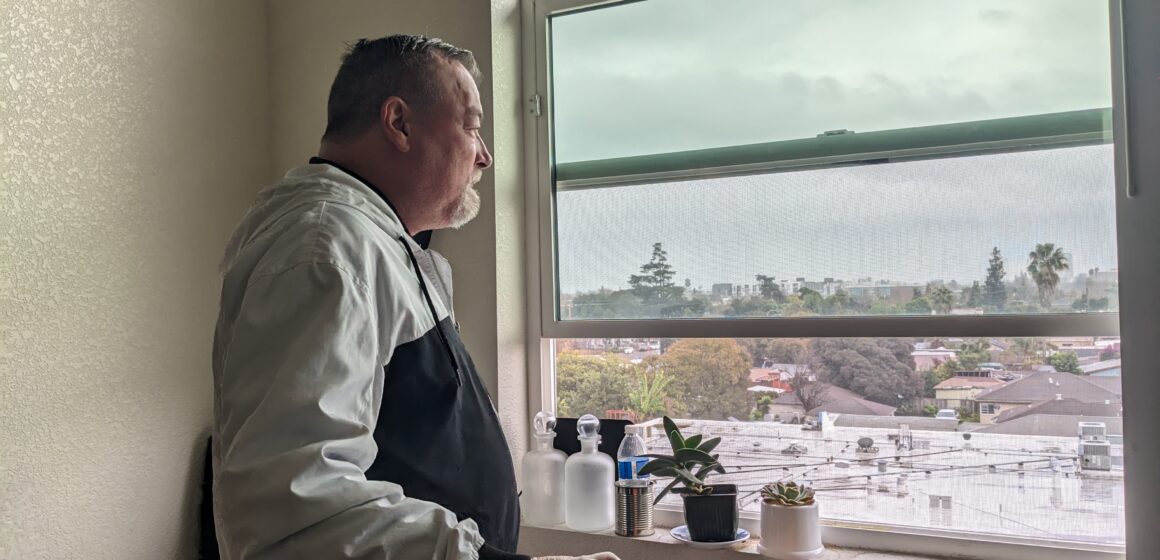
[669,525,750,549]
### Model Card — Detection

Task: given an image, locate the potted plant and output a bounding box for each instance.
[757,482,823,560]
[638,417,737,542]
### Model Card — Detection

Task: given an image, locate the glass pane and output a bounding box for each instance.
[557,145,1119,319]
[551,336,1125,545]
[550,0,1113,163]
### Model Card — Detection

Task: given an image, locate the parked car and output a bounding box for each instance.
[935,409,960,420]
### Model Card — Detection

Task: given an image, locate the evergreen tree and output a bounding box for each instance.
[628,242,681,302]
[984,247,1008,311]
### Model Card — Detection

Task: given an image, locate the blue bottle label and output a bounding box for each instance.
[617,457,651,480]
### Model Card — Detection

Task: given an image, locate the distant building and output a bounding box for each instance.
[933,371,1008,410]
[973,372,1121,424]
[711,283,733,300]
[912,347,958,371]
[768,384,896,420]
[1080,359,1122,377]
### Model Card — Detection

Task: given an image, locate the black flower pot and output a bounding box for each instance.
[680,484,738,542]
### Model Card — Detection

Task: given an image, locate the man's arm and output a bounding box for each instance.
[213,261,482,560]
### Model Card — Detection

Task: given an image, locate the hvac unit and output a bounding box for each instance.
[1080,441,1112,471]
[1078,422,1107,441]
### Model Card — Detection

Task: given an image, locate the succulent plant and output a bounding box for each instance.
[638,416,726,504]
[761,481,816,506]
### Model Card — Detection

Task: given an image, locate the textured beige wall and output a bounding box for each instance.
[267,0,529,465]
[0,1,269,558]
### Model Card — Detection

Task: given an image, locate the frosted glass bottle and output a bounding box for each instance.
[521,411,567,527]
[565,414,615,532]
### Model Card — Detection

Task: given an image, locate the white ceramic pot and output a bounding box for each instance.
[757,501,823,560]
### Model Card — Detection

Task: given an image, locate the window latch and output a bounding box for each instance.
[529,93,542,117]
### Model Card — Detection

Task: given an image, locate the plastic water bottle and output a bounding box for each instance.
[616,425,650,481]
[521,411,567,527]
[565,415,615,532]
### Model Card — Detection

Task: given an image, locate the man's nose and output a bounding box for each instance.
[476,136,493,170]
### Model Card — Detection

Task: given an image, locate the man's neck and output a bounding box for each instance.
[316,145,424,235]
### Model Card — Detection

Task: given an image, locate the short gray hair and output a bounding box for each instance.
[321,34,479,142]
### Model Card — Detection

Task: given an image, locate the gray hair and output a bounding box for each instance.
[321,34,479,142]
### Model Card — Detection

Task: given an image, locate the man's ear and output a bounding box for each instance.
[381,96,411,152]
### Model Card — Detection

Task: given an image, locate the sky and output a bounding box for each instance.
[548,0,1118,293]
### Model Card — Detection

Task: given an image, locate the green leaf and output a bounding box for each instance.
[663,416,684,450]
[638,458,677,476]
[693,462,720,481]
[697,437,721,454]
[685,434,703,449]
[674,447,716,466]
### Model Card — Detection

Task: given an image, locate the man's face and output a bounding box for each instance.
[409,59,493,230]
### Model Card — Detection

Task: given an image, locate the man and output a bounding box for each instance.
[211,35,617,560]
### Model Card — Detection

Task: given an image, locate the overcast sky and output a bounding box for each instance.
[548,0,1118,294]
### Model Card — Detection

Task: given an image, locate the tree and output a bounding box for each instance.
[628,368,674,421]
[984,247,1008,311]
[808,338,921,406]
[571,289,644,319]
[1048,351,1081,374]
[1027,243,1070,309]
[1012,338,1047,365]
[905,296,932,315]
[736,338,809,367]
[956,339,992,370]
[555,351,633,417]
[963,281,984,308]
[930,286,955,315]
[755,274,786,303]
[628,242,682,303]
[787,370,830,413]
[660,339,752,420]
[924,358,960,397]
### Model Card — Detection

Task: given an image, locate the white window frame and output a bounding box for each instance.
[520,0,1159,558]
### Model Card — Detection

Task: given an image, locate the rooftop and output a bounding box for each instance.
[974,372,1120,404]
[639,418,1124,546]
[995,398,1124,423]
[933,376,1006,390]
[773,384,897,416]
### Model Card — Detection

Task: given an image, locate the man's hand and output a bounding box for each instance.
[533,552,621,560]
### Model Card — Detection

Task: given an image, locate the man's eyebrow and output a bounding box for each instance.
[467,107,484,121]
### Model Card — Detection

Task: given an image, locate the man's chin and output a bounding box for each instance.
[447,191,481,229]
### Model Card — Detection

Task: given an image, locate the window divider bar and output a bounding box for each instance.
[542,313,1120,339]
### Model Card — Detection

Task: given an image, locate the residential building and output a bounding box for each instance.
[768,384,897,420]
[1081,358,1123,377]
[933,371,1007,410]
[912,347,958,371]
[973,372,1121,424]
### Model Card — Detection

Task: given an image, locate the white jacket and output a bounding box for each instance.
[211,162,520,560]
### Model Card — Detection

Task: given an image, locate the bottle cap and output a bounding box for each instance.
[533,411,557,437]
[577,414,601,440]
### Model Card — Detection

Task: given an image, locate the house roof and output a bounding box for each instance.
[831,414,958,431]
[973,372,1120,404]
[808,398,897,417]
[774,384,897,416]
[1080,359,1122,374]
[1083,375,1122,394]
[994,398,1124,423]
[933,376,1006,390]
[977,415,1124,437]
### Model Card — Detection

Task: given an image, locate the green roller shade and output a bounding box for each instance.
[555,108,1112,185]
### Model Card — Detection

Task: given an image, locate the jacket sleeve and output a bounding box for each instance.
[212,261,485,560]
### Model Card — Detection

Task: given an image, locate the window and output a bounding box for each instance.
[524,0,1151,557]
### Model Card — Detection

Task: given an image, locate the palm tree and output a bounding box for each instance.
[628,369,673,421]
[1027,243,1070,309]
[930,286,955,315]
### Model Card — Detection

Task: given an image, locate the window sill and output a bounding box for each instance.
[518,524,948,560]
[519,516,1125,560]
